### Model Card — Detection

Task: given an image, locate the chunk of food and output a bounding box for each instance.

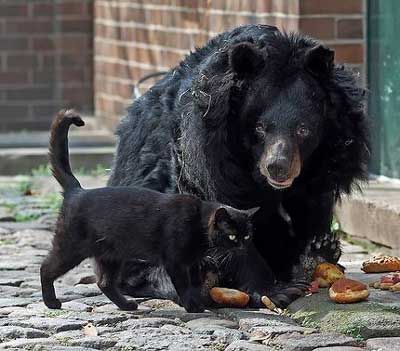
[307,280,320,294]
[210,287,250,307]
[369,273,400,290]
[312,262,345,288]
[329,278,369,304]
[389,282,400,292]
[261,295,277,311]
[361,255,400,273]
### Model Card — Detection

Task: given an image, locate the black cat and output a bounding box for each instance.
[40,109,259,312]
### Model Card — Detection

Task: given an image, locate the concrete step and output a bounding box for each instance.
[0,146,115,175]
[0,130,115,148]
[0,128,116,175]
[335,177,400,251]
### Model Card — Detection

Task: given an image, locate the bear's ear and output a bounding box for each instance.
[304,45,334,77]
[229,42,264,76]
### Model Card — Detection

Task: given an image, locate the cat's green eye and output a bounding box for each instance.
[228,235,236,241]
[244,235,250,240]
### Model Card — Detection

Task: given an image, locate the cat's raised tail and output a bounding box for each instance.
[49,109,84,192]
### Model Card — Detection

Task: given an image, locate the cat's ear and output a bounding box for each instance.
[213,207,231,229]
[244,207,260,217]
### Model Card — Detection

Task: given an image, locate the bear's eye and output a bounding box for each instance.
[297,125,310,138]
[244,235,250,240]
[228,235,236,241]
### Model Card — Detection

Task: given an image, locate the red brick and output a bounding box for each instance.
[61,68,86,83]
[299,18,335,40]
[60,53,92,66]
[42,55,56,68]
[0,71,28,84]
[337,19,363,39]
[0,120,52,132]
[5,20,53,34]
[0,38,28,50]
[33,70,55,84]
[300,0,363,15]
[33,3,54,17]
[0,105,29,117]
[56,2,89,16]
[55,36,92,52]
[32,104,60,118]
[6,54,38,68]
[6,87,54,100]
[0,4,28,17]
[32,38,55,51]
[331,44,364,64]
[60,19,92,33]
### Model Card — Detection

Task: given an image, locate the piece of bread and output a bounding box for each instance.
[210,287,250,307]
[389,282,400,292]
[329,278,369,304]
[361,255,400,273]
[307,280,320,294]
[313,263,345,288]
[369,273,400,291]
[261,295,277,311]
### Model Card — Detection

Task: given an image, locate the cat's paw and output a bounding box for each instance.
[119,300,138,311]
[44,298,62,309]
[184,301,205,313]
[181,289,205,313]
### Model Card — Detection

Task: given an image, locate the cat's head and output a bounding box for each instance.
[208,206,259,250]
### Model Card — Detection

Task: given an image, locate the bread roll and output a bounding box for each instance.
[210,287,249,307]
[361,255,400,273]
[313,262,344,288]
[329,278,369,304]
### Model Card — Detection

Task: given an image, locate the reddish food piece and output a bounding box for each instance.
[380,273,400,284]
[361,255,400,273]
[210,287,250,307]
[389,282,400,292]
[313,262,345,288]
[329,278,369,304]
[307,280,320,294]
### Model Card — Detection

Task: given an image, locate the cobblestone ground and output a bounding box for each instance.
[0,176,399,350]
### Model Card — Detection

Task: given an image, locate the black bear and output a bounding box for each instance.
[108,24,370,307]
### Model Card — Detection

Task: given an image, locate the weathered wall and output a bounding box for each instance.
[0,0,93,131]
[94,0,365,130]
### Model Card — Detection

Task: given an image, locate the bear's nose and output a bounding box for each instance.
[266,159,289,182]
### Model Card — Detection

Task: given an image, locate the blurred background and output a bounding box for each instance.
[0,0,399,252]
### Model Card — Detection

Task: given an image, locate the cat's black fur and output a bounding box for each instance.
[40,110,260,312]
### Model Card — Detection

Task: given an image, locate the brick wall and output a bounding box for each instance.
[94,0,300,129]
[94,0,365,130]
[0,0,93,132]
[298,0,365,73]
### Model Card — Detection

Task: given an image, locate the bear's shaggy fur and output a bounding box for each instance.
[108,25,370,306]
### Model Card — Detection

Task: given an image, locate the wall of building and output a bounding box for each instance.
[0,0,365,132]
[0,0,93,131]
[94,0,365,130]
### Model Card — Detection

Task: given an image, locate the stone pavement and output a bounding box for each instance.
[0,176,399,350]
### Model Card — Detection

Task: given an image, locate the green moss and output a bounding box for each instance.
[45,310,69,318]
[31,163,109,177]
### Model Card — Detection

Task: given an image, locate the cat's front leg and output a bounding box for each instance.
[167,263,205,313]
[218,244,276,308]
